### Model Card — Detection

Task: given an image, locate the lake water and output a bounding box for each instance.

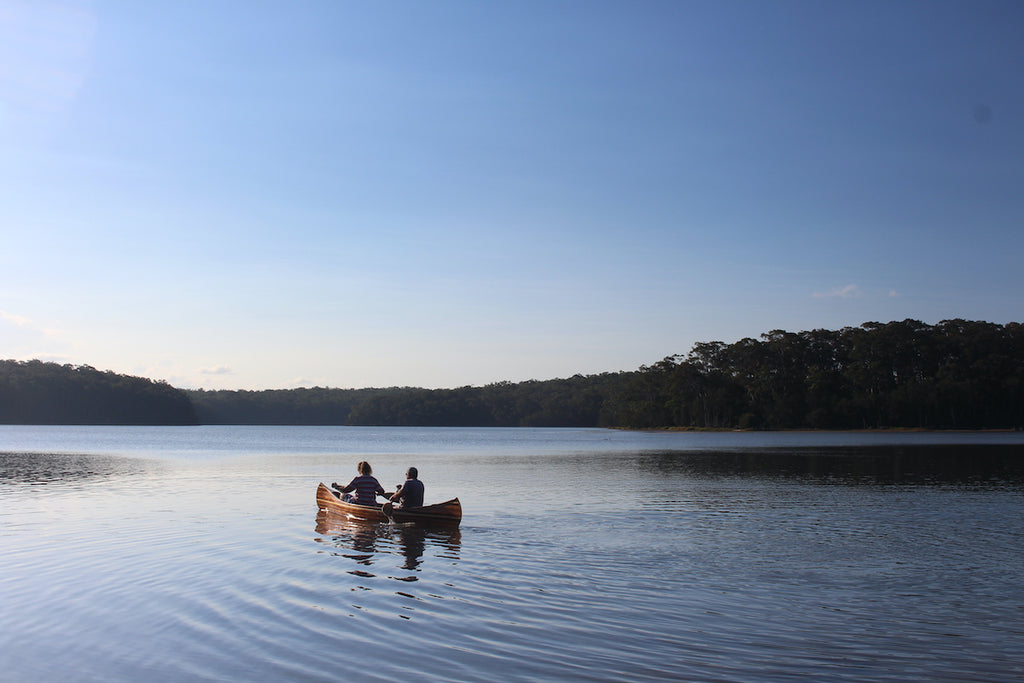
[2,426,1023,682]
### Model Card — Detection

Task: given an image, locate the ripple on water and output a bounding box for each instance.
[4,437,1024,682]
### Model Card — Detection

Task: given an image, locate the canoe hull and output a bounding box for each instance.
[316,482,462,526]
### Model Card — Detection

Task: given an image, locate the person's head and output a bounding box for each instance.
[406,467,418,480]
[357,461,372,475]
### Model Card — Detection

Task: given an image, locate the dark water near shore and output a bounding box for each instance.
[2,427,1023,682]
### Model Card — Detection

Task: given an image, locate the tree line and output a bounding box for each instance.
[189,372,627,427]
[610,319,1024,430]
[2,320,1022,429]
[0,360,198,425]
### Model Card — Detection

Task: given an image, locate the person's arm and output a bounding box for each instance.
[387,483,405,503]
[332,478,357,493]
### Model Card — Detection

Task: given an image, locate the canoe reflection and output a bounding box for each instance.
[315,509,461,571]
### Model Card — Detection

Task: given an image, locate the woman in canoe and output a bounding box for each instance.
[332,461,387,506]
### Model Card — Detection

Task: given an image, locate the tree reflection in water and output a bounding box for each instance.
[640,444,1024,486]
[0,451,160,485]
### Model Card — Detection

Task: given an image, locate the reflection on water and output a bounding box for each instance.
[313,510,463,622]
[3,428,1024,682]
[315,509,462,575]
[641,444,1024,486]
[0,451,161,485]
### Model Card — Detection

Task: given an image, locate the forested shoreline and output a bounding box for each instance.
[613,319,1023,430]
[2,320,1022,429]
[0,360,198,425]
[189,372,626,427]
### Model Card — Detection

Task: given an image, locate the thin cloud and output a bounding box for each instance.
[812,284,861,299]
[0,310,62,338]
[199,365,234,376]
[0,310,32,327]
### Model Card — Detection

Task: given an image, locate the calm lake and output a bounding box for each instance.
[2,426,1023,682]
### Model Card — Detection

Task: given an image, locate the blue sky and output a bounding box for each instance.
[2,0,1022,390]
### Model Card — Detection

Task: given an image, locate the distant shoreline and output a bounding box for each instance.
[624,426,1023,433]
[5,319,1023,430]
[1,423,1020,433]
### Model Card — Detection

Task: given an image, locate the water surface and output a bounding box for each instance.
[2,427,1022,681]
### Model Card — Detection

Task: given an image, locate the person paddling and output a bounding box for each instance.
[332,461,386,506]
[388,467,424,509]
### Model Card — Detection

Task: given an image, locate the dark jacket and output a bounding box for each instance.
[394,478,424,508]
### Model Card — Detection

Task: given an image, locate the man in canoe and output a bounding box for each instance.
[387,467,424,509]
[332,461,387,506]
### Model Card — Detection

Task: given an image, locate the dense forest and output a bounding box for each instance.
[610,319,1024,430]
[3,320,1022,429]
[0,360,198,425]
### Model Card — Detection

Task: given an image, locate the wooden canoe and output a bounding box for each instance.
[316,482,462,526]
